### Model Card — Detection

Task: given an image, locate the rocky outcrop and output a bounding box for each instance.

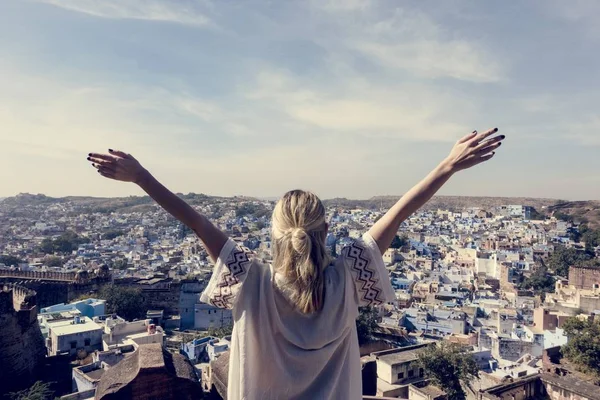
[0,284,46,395]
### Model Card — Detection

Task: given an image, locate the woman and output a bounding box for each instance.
[87,128,504,399]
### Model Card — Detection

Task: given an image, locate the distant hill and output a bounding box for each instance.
[324,195,560,212]
[3,193,599,228]
[547,200,600,229]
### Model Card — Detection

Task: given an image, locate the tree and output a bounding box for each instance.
[390,235,408,249]
[98,285,148,321]
[6,381,54,400]
[44,256,63,267]
[102,229,124,240]
[0,255,23,267]
[356,306,379,345]
[207,324,234,338]
[416,342,479,400]
[561,317,600,378]
[39,231,90,254]
[519,265,555,295]
[546,245,591,277]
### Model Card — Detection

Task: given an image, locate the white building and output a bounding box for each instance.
[100,316,165,350]
[47,316,104,356]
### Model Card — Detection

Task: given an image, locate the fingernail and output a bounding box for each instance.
[88,153,91,156]
[501,135,505,139]
[498,142,502,146]
[493,128,498,132]
[87,157,91,161]
[109,149,114,152]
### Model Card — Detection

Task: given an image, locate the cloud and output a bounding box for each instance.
[309,5,505,83]
[244,69,474,141]
[354,40,502,82]
[36,0,212,26]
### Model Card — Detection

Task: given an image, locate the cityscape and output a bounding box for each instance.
[1,193,599,399]
[2,1,600,398]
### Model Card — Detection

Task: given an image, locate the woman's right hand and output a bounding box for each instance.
[443,128,505,173]
[87,149,149,184]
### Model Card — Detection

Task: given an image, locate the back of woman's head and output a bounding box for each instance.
[271,190,328,314]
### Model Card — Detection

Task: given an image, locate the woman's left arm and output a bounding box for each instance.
[368,128,505,254]
[87,150,228,262]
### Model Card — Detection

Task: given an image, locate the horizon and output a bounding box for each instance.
[2,1,599,199]
[2,191,595,202]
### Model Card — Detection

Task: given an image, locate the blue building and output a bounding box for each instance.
[181,336,214,363]
[40,298,106,319]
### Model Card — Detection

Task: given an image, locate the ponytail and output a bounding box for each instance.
[272,190,328,314]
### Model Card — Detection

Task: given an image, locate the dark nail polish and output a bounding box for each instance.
[501,135,505,139]
[493,128,498,132]
[109,149,113,152]
[498,142,502,146]
[87,157,91,161]
[88,153,91,156]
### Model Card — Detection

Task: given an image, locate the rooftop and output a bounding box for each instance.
[50,317,103,336]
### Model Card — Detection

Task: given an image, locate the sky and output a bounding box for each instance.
[1,0,599,200]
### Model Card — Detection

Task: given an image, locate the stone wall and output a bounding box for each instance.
[0,284,46,396]
[0,268,77,281]
[568,266,600,290]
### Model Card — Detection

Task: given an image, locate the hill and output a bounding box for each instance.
[3,193,599,228]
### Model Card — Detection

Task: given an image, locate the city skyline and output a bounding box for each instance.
[2,0,600,200]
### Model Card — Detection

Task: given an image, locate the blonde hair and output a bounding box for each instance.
[271,190,328,314]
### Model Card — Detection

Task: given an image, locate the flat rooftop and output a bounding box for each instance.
[377,348,421,365]
[51,318,103,336]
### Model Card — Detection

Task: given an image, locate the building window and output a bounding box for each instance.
[408,370,414,378]
[70,341,77,349]
[84,338,91,346]
[398,372,404,380]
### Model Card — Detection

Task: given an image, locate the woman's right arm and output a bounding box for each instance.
[87,150,228,262]
[368,128,505,254]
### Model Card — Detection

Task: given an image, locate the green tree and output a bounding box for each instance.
[561,317,600,377]
[98,285,148,321]
[102,229,124,240]
[44,256,63,267]
[356,306,379,345]
[6,381,54,400]
[416,342,479,400]
[390,235,408,249]
[547,245,591,277]
[207,324,234,338]
[0,255,23,267]
[39,231,90,254]
[519,265,555,295]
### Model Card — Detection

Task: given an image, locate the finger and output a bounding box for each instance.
[470,128,498,146]
[458,131,478,144]
[108,149,133,160]
[92,163,116,173]
[97,169,116,179]
[474,138,503,154]
[88,153,116,161]
[472,151,496,165]
[88,157,116,167]
[460,151,496,168]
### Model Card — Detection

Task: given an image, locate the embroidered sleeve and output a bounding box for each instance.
[341,232,396,307]
[200,238,254,310]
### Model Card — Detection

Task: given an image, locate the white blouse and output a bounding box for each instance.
[200,232,396,400]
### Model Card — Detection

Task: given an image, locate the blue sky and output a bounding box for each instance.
[1,0,599,200]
